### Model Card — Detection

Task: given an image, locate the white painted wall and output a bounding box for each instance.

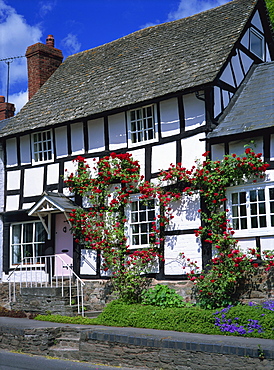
[220,63,235,87]
[181,133,205,170]
[55,126,68,158]
[47,163,59,184]
[7,170,21,190]
[109,113,127,150]
[239,50,253,74]
[20,135,31,165]
[127,148,145,179]
[71,122,84,155]
[229,138,263,157]
[183,93,205,131]
[23,167,44,197]
[251,10,263,32]
[214,86,222,117]
[6,195,20,211]
[151,141,176,173]
[164,234,202,275]
[231,51,244,86]
[6,138,17,167]
[80,249,97,275]
[211,143,225,161]
[166,194,200,232]
[160,98,180,137]
[241,30,249,49]
[88,118,105,153]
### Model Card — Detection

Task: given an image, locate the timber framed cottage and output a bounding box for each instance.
[0,0,273,283]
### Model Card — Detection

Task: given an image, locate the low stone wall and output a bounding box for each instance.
[0,323,274,369]
[0,269,273,312]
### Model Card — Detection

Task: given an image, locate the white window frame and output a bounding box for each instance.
[128,104,158,147]
[10,221,46,267]
[125,195,159,249]
[249,27,264,60]
[227,182,274,238]
[32,130,54,164]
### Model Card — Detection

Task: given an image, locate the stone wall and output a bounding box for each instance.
[0,324,274,369]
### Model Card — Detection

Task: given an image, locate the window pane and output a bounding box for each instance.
[259,216,267,228]
[250,190,257,202]
[12,245,21,264]
[23,244,33,258]
[35,223,45,242]
[131,213,138,223]
[141,234,148,244]
[140,212,146,222]
[269,188,274,200]
[239,192,246,203]
[240,205,247,216]
[250,29,263,59]
[132,224,139,234]
[250,203,257,215]
[232,206,238,217]
[251,217,258,228]
[258,203,266,214]
[233,219,239,230]
[141,223,148,233]
[12,224,21,244]
[240,218,247,229]
[270,202,274,213]
[133,235,139,245]
[258,189,265,201]
[23,224,33,243]
[232,193,238,204]
[271,215,274,227]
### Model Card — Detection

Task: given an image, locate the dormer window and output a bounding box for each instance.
[250,27,264,60]
[32,130,53,163]
[128,105,157,145]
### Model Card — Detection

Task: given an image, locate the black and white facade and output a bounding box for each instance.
[0,0,273,281]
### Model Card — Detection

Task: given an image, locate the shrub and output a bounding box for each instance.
[141,284,186,308]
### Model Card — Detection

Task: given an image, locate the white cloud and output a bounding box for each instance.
[167,0,231,21]
[39,1,56,18]
[141,0,231,28]
[0,0,42,105]
[61,33,81,55]
[9,90,28,114]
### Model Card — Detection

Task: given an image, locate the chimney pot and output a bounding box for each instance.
[0,96,5,103]
[46,34,55,47]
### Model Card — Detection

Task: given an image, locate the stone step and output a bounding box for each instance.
[84,310,103,318]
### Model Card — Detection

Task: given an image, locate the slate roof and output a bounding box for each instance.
[0,0,258,138]
[208,61,274,138]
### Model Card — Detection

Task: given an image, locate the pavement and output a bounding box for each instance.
[0,316,274,359]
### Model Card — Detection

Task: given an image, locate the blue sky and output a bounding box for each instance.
[0,0,230,113]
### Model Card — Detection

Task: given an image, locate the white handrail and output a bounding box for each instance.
[7,255,85,316]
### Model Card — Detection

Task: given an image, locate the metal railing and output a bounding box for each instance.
[7,255,85,316]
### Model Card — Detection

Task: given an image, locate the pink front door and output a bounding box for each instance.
[55,213,73,276]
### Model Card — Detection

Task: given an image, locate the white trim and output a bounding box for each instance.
[10,220,46,268]
[126,194,159,249]
[249,27,264,60]
[127,104,158,148]
[31,129,54,165]
[227,182,274,238]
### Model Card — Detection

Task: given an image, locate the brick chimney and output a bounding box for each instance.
[0,96,15,120]
[26,35,63,100]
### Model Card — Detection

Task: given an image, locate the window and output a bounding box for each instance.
[129,105,156,144]
[250,27,264,60]
[32,130,53,163]
[227,185,274,234]
[129,199,156,248]
[10,221,45,265]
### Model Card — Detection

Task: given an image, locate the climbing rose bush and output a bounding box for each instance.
[66,148,271,306]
